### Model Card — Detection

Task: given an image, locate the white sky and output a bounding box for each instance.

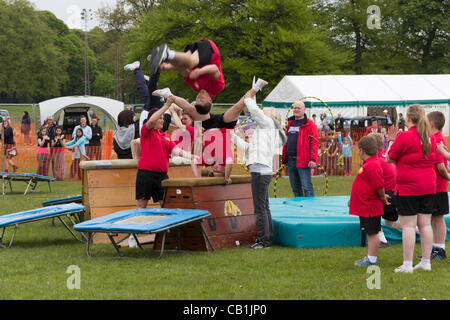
[30,0,118,30]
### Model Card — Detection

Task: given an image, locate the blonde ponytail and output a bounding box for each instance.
[407,104,431,157]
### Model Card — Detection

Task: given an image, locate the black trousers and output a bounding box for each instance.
[251,172,273,246]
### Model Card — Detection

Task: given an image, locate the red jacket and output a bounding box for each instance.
[282,118,319,168]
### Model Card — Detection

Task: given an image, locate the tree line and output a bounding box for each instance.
[0,0,448,104]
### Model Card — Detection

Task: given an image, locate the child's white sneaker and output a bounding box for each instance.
[152,88,173,99]
[413,262,431,271]
[394,264,413,273]
[252,78,268,92]
[124,61,140,71]
[128,234,138,248]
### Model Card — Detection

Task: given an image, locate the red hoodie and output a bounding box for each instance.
[282,117,319,168]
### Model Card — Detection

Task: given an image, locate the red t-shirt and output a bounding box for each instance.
[183,40,225,98]
[432,131,448,193]
[171,125,196,153]
[138,126,176,173]
[201,128,234,167]
[387,126,438,196]
[377,149,396,192]
[349,156,384,218]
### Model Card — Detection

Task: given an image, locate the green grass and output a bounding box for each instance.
[0,178,448,300]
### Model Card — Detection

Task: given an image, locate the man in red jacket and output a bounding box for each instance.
[282,101,319,197]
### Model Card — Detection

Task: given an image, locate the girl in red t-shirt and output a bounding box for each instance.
[387,104,437,273]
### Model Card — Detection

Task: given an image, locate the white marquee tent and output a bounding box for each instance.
[39,96,124,129]
[263,74,450,134]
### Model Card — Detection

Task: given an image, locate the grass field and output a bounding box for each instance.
[0,176,448,300]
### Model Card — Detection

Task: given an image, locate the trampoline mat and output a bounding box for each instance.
[113,215,167,225]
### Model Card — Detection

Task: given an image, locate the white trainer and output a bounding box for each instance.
[128,234,138,248]
[124,61,140,71]
[253,78,268,92]
[413,262,431,271]
[152,88,173,99]
[394,264,414,274]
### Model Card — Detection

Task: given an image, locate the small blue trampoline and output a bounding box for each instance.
[1,172,55,195]
[74,208,212,258]
[42,195,82,207]
[0,203,86,248]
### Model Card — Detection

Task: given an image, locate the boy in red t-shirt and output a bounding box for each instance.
[148,40,225,110]
[136,97,197,210]
[349,135,389,266]
[368,133,402,246]
[427,111,450,260]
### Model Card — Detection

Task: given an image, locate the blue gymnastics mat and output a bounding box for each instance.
[270,196,450,249]
[42,195,82,206]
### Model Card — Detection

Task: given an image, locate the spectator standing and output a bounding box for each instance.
[113,110,140,160]
[282,101,319,197]
[72,115,92,159]
[21,111,32,145]
[365,118,382,135]
[89,117,103,160]
[51,126,66,181]
[37,127,51,176]
[398,113,406,130]
[66,128,88,180]
[1,120,18,172]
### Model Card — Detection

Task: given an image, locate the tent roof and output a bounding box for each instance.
[263,74,450,108]
[39,96,124,128]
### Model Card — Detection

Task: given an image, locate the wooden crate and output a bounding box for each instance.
[156,176,257,251]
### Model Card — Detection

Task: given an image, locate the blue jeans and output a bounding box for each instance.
[287,157,314,197]
[134,68,164,111]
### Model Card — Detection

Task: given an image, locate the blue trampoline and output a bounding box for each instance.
[1,172,55,195]
[0,203,87,248]
[42,195,82,207]
[74,208,212,258]
[271,196,450,249]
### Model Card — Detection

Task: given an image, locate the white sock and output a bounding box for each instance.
[167,49,175,60]
[368,255,377,263]
[420,259,430,265]
[403,261,413,268]
[378,232,387,243]
[433,243,445,250]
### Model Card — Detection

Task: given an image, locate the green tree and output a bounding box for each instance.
[126,0,342,103]
[0,0,67,102]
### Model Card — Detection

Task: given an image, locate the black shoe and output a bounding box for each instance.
[149,43,168,78]
[380,241,391,248]
[430,247,447,260]
[250,242,264,249]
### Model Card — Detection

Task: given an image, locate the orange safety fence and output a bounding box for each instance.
[1,130,117,181]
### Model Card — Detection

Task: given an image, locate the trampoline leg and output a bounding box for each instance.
[86,233,92,257]
[0,227,6,248]
[48,181,52,192]
[8,180,12,192]
[158,231,167,260]
[2,178,5,196]
[133,233,144,251]
[8,224,18,248]
[24,179,33,195]
[66,213,88,242]
[108,234,125,257]
[200,222,215,252]
[57,216,82,242]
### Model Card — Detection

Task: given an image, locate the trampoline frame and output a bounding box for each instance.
[0,209,87,248]
[1,173,55,196]
[82,214,214,259]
